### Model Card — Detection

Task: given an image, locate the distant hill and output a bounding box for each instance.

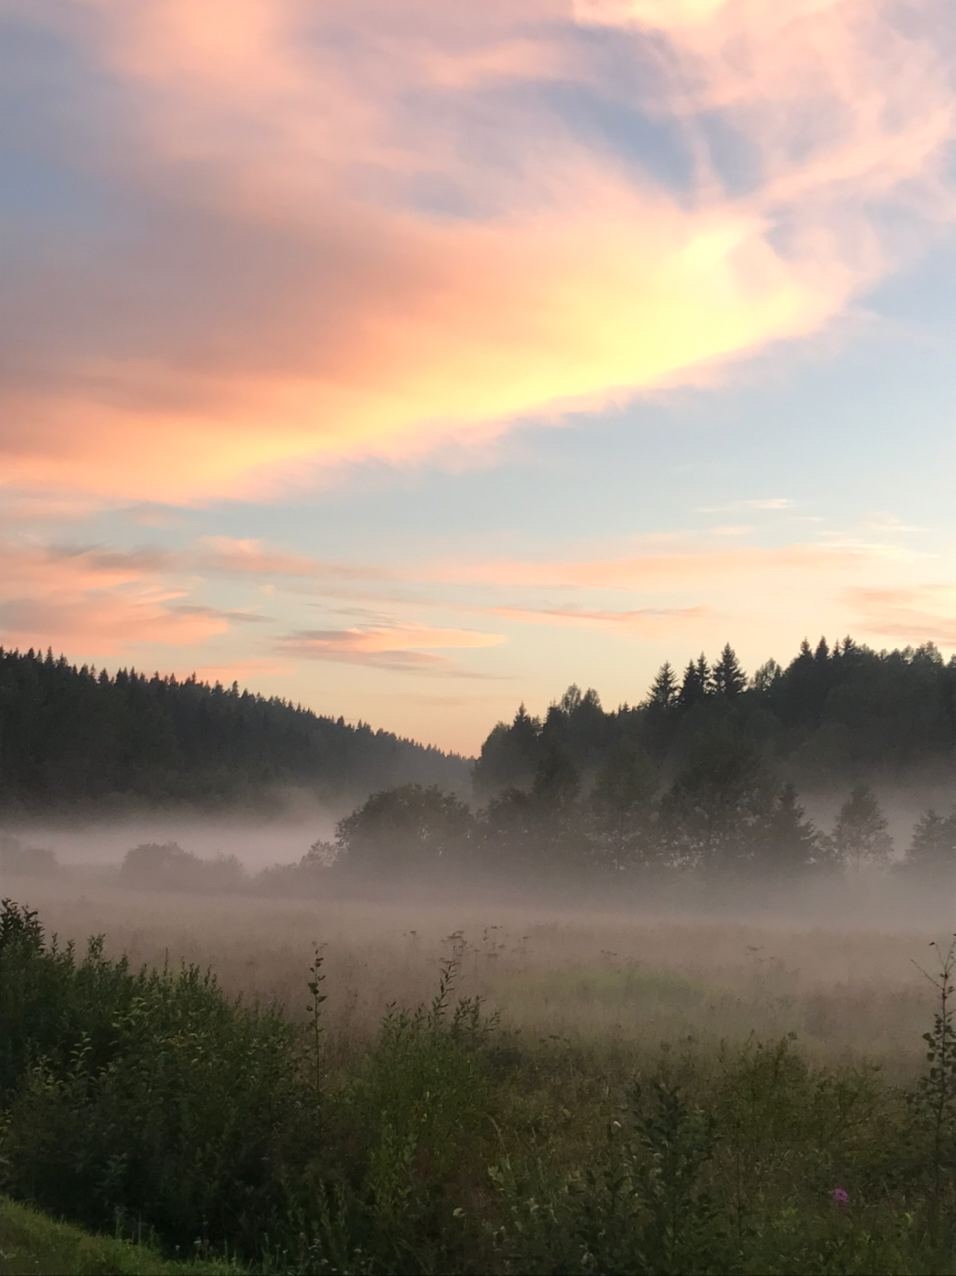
[0,647,469,813]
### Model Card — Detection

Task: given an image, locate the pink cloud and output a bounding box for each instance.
[2,0,952,502]
[847,585,956,648]
[0,595,224,656]
[197,537,388,582]
[0,538,225,655]
[487,603,711,630]
[430,542,870,592]
[276,622,506,675]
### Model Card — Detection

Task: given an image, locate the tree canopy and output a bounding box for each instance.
[0,646,468,812]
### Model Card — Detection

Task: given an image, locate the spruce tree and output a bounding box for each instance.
[755,782,825,875]
[647,662,678,710]
[712,644,747,698]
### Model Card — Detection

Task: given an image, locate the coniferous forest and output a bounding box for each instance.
[2,636,955,819]
[0,646,467,812]
[475,636,956,798]
[3,636,956,891]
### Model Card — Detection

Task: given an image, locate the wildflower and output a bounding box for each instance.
[831,1187,849,1206]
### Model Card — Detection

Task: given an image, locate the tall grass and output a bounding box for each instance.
[3,895,956,1273]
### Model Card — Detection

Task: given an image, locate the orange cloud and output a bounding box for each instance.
[0,596,225,656]
[0,189,859,501]
[2,0,952,502]
[0,539,225,655]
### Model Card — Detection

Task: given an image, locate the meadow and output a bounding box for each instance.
[4,876,956,1273]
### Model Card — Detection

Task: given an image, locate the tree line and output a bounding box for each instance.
[476,637,956,798]
[27,777,947,897]
[1,635,954,823]
[0,646,468,812]
[299,776,955,890]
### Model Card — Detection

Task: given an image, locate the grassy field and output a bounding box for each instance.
[3,879,956,1273]
[13,877,941,1071]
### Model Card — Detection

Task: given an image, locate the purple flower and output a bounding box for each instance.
[831,1187,849,1206]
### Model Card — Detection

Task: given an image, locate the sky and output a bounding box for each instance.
[2,0,956,755]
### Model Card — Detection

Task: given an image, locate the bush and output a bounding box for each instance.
[0,834,60,877]
[0,900,315,1255]
[118,843,246,893]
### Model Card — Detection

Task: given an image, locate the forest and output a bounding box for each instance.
[0,646,467,812]
[2,638,955,893]
[2,636,955,820]
[476,636,956,797]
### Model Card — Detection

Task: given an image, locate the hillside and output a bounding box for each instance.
[0,647,468,813]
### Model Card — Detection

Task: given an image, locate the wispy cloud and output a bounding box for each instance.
[197,537,388,582]
[0,594,225,655]
[432,542,869,592]
[697,498,794,514]
[0,538,224,655]
[275,622,506,676]
[173,604,271,626]
[846,585,956,646]
[2,0,953,502]
[487,603,711,631]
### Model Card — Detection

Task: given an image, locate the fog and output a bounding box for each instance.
[1,803,338,871]
[5,814,956,1082]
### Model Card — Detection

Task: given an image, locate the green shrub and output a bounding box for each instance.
[0,900,316,1256]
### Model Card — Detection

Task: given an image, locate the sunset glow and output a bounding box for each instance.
[3,0,955,751]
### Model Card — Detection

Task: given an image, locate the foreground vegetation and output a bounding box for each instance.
[4,897,956,1273]
[0,1196,236,1276]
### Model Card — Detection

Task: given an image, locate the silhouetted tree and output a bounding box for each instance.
[903,809,956,880]
[588,743,658,873]
[333,785,474,879]
[832,783,893,870]
[751,659,783,694]
[677,656,710,710]
[753,783,829,876]
[659,736,770,873]
[647,663,678,710]
[473,704,541,794]
[712,644,747,698]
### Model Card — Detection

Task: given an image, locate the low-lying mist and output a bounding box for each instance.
[1,802,339,870]
[3,851,953,1080]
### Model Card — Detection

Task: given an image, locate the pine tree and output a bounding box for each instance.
[695,652,712,693]
[755,783,826,875]
[647,662,678,710]
[712,644,747,698]
[678,655,710,709]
